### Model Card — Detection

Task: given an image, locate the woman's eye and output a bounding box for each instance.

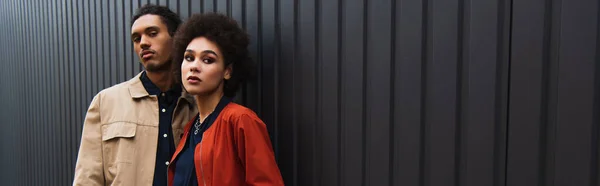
[202,58,214,64]
[184,55,194,62]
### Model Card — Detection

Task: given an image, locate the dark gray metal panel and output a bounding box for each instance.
[552,0,597,185]
[259,0,277,154]
[426,0,460,185]
[101,0,109,88]
[190,0,202,16]
[594,2,600,185]
[69,1,76,177]
[461,0,510,186]
[243,0,259,112]
[297,0,317,185]
[216,0,227,14]
[341,0,366,185]
[394,0,425,185]
[179,0,189,18]
[116,0,125,83]
[133,0,143,74]
[109,0,117,85]
[508,1,600,186]
[124,0,133,79]
[318,0,341,185]
[168,0,178,13]
[276,0,297,184]
[506,1,547,186]
[204,0,214,12]
[51,0,60,184]
[365,0,393,185]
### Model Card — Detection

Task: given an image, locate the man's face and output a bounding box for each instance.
[131,14,173,72]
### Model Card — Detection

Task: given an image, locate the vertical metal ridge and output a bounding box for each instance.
[111,0,117,85]
[257,0,263,116]
[590,2,600,186]
[7,1,14,183]
[187,0,191,17]
[79,0,86,144]
[21,0,30,184]
[240,0,247,105]
[94,0,100,94]
[200,0,204,13]
[227,0,232,16]
[213,0,217,12]
[361,0,368,184]
[389,0,396,184]
[41,0,48,183]
[33,0,40,184]
[496,0,512,185]
[314,0,322,184]
[455,0,469,185]
[93,0,97,102]
[69,0,75,178]
[20,1,26,183]
[273,0,281,162]
[59,0,67,183]
[292,0,299,184]
[540,0,561,184]
[337,0,345,185]
[40,0,46,181]
[65,0,72,180]
[420,0,430,185]
[121,0,127,82]
[103,0,109,88]
[72,0,80,176]
[51,0,58,184]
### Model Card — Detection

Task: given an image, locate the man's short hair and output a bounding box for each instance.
[131,4,181,36]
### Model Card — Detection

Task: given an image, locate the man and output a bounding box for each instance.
[73,4,196,186]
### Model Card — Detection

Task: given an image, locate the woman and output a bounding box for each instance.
[167,13,284,186]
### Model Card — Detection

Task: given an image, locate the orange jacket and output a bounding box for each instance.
[168,103,284,186]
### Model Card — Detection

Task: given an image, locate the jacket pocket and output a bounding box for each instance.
[102,122,137,167]
[102,122,136,141]
[101,122,138,179]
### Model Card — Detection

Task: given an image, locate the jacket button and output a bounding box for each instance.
[165,161,170,166]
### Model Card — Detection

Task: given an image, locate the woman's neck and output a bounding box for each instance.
[194,91,224,123]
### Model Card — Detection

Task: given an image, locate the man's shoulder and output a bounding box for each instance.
[94,77,138,99]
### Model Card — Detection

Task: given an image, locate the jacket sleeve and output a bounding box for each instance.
[73,94,105,186]
[235,114,285,186]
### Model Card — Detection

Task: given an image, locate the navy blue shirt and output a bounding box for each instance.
[172,96,231,186]
[140,71,182,186]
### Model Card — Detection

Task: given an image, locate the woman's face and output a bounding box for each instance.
[181,37,231,96]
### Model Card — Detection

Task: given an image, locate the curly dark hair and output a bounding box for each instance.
[172,13,255,97]
[131,4,181,36]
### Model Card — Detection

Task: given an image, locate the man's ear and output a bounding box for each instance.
[224,64,232,80]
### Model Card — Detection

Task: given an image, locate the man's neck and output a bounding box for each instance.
[145,70,173,92]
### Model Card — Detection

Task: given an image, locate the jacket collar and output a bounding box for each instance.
[128,71,195,105]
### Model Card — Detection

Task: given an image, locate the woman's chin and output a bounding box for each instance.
[183,88,203,95]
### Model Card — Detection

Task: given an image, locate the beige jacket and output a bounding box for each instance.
[73,72,197,186]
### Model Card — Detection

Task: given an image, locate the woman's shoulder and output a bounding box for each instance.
[219,102,263,124]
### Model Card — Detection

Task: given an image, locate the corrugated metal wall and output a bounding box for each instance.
[0,0,598,186]
[508,0,600,185]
